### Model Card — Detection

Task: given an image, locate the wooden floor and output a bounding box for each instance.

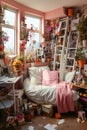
[15,112,87,130]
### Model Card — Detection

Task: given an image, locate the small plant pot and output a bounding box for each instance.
[24,113,32,122]
[0,44,4,51]
[68,8,73,16]
[78,60,86,68]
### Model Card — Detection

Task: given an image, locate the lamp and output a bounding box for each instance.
[7,54,17,77]
[7,54,17,63]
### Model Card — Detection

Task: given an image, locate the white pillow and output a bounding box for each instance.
[64,70,76,82]
[28,66,50,85]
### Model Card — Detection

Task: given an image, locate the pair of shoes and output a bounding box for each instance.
[81,118,86,124]
[76,118,81,123]
[76,118,86,123]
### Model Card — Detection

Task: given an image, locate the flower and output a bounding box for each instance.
[20,16,29,53]
[12,59,22,68]
[20,40,27,51]
[0,31,9,44]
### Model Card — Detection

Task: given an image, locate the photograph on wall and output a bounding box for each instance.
[69,31,78,48]
[67,58,74,66]
[71,18,79,30]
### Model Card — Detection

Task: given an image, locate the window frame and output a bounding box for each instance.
[24,13,43,56]
[2,5,18,55]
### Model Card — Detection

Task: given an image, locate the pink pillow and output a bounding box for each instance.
[42,70,59,86]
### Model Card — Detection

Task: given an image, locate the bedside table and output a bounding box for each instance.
[73,84,87,90]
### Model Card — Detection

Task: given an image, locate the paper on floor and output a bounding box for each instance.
[57,119,65,125]
[44,123,57,130]
[27,126,34,130]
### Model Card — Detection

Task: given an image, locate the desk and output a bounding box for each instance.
[0,76,22,115]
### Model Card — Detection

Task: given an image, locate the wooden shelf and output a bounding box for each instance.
[74,84,87,89]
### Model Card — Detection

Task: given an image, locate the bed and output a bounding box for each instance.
[23,66,79,113]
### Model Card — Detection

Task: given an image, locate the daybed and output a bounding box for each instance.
[23,66,79,113]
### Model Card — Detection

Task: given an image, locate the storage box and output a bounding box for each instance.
[42,104,53,117]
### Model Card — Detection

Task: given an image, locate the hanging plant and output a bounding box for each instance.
[76,16,87,41]
[20,16,29,41]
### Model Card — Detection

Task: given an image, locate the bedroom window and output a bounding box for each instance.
[25,14,42,57]
[2,7,17,55]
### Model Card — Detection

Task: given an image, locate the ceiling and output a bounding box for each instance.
[14,0,87,12]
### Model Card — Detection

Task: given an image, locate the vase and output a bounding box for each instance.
[82,40,87,48]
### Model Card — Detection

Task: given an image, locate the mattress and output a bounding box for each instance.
[23,78,79,105]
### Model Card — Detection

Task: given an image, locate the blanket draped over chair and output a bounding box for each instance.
[56,82,74,113]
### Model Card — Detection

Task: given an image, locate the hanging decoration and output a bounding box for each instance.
[0,5,9,66]
[44,18,59,42]
[20,16,29,67]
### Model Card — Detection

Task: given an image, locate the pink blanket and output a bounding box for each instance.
[56,82,74,113]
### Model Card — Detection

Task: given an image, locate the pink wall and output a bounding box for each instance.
[45,7,67,20]
[0,0,45,54]
[1,0,45,17]
[1,0,67,19]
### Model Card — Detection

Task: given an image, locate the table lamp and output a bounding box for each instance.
[7,54,17,77]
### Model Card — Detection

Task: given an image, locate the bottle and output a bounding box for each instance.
[82,79,85,85]
[0,65,2,76]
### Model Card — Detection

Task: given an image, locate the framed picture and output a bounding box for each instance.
[67,58,74,66]
[71,18,79,30]
[69,31,78,48]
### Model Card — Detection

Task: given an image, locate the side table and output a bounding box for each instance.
[73,84,87,111]
[0,75,22,115]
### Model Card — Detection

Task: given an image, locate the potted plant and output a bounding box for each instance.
[75,47,86,68]
[76,16,87,46]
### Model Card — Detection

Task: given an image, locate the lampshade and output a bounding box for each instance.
[7,54,17,60]
[7,55,17,77]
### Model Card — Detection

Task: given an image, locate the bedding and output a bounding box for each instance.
[23,66,79,113]
[42,70,59,86]
[56,82,74,113]
[23,78,79,113]
[28,66,50,85]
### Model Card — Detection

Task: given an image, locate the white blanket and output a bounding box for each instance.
[23,78,79,105]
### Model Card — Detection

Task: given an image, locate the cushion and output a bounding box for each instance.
[64,70,76,82]
[28,66,50,85]
[42,70,59,86]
